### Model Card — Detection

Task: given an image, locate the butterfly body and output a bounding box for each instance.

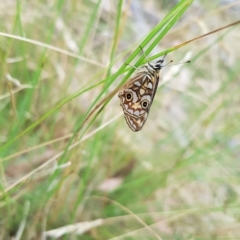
[118,58,164,132]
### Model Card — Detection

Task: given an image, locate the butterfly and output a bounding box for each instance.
[118,48,166,132]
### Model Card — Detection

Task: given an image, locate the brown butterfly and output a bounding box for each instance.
[118,50,166,132]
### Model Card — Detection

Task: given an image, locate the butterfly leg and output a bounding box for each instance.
[124,63,137,70]
[139,46,150,63]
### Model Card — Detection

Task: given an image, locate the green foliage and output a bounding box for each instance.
[1,0,240,239]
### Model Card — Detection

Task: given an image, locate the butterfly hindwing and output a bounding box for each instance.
[118,63,161,132]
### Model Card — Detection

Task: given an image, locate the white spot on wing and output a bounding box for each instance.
[146,75,151,80]
[141,95,151,102]
[127,109,133,114]
[140,110,145,114]
[124,104,128,110]
[147,82,153,89]
[140,89,145,95]
[134,110,140,116]
[134,81,141,86]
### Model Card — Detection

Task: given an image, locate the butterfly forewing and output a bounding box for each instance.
[118,60,162,132]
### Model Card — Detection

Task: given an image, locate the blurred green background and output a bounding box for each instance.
[1,0,240,239]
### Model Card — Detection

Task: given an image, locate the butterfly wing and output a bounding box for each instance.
[118,69,160,132]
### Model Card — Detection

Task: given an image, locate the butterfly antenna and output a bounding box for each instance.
[162,60,173,67]
[162,60,191,68]
[160,53,167,63]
